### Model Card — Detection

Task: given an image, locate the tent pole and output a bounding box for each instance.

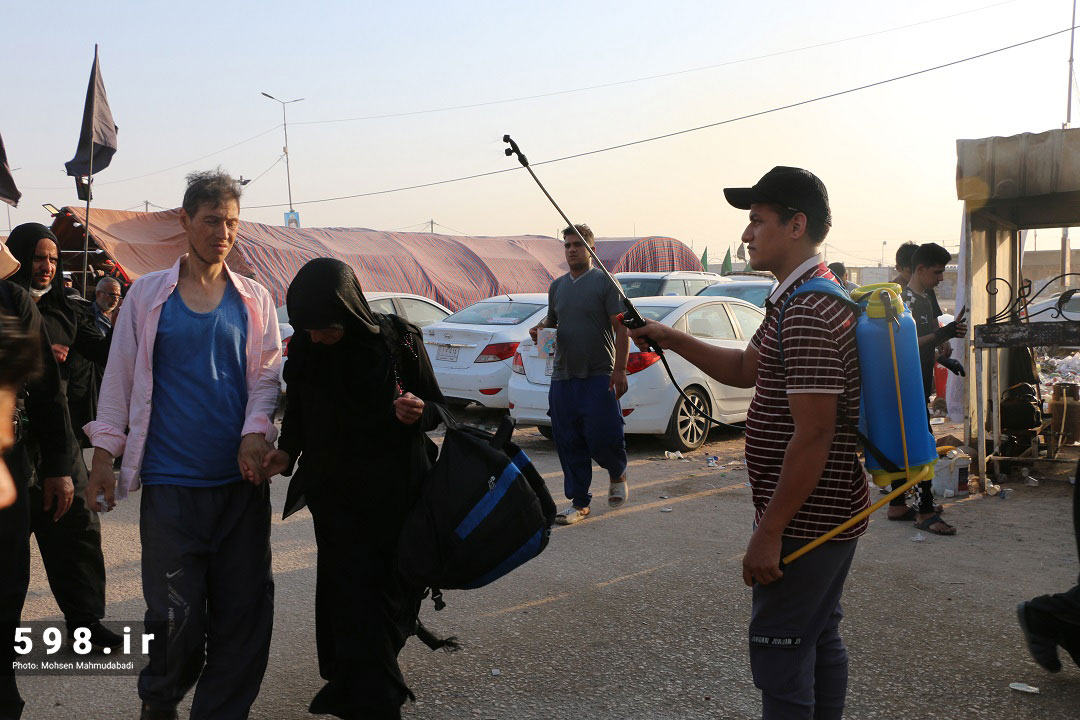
[1063,0,1076,288]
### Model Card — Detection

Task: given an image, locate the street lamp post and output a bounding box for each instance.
[261,92,303,226]
[881,240,887,267]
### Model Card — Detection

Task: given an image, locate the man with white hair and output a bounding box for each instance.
[90,276,121,335]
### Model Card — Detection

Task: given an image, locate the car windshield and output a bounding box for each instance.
[444,301,545,325]
[635,306,676,322]
[698,283,772,307]
[619,279,664,298]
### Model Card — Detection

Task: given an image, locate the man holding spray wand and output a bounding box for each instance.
[628,167,867,720]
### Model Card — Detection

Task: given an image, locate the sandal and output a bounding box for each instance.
[608,477,628,507]
[914,514,956,536]
[554,506,590,525]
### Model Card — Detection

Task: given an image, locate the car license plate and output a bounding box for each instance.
[545,357,554,376]
[437,346,459,362]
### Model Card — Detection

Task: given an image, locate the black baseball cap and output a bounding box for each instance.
[723,166,832,227]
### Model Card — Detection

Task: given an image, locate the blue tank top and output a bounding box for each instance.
[142,283,249,487]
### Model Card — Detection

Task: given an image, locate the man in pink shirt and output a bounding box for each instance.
[85,170,281,720]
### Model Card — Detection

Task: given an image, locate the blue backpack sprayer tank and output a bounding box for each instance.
[779,281,938,566]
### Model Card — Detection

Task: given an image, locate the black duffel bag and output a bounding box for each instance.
[397,406,556,596]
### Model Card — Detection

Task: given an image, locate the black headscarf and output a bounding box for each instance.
[282,258,404,478]
[6,223,66,300]
[5,223,81,348]
[286,257,381,336]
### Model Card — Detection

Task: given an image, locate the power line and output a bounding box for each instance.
[14,2,1021,199]
[433,221,476,236]
[22,125,281,191]
[242,153,286,190]
[294,0,1019,127]
[825,248,885,264]
[387,220,434,231]
[246,26,1072,210]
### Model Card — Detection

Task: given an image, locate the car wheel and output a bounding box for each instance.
[663,386,711,452]
[537,425,554,440]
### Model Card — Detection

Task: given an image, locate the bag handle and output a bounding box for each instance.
[428,401,462,431]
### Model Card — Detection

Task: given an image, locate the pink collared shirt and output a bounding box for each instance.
[85,255,282,500]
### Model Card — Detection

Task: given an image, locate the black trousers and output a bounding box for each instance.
[1023,462,1080,667]
[28,441,106,626]
[0,446,32,720]
[889,397,936,514]
[0,436,106,720]
[137,482,274,720]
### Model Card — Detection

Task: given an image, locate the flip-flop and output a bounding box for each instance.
[608,479,628,507]
[914,514,956,536]
[887,506,917,521]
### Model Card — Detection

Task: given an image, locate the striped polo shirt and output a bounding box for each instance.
[745,257,869,541]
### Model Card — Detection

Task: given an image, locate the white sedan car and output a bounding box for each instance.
[508,295,765,451]
[423,293,549,409]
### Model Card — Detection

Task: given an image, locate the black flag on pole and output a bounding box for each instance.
[0,131,20,207]
[64,45,117,192]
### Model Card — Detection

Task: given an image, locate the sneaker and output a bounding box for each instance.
[554,506,590,525]
[68,621,124,652]
[1016,602,1062,672]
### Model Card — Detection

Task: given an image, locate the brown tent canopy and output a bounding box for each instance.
[50,207,703,309]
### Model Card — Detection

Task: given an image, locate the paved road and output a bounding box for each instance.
[17,414,1080,719]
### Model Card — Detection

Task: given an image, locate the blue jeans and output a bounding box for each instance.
[548,376,627,508]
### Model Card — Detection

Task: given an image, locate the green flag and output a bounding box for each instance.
[721,248,732,275]
[700,248,708,271]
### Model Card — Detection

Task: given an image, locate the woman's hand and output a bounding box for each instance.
[394,392,425,425]
[261,449,290,478]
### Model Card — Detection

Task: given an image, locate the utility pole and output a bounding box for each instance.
[1063,0,1077,287]
[262,92,304,225]
[430,219,435,233]
[144,200,149,213]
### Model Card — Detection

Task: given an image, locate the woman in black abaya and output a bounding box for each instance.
[263,258,446,720]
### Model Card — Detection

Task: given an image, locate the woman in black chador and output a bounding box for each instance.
[264,258,447,719]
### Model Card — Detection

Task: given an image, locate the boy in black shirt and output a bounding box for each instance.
[891,242,966,535]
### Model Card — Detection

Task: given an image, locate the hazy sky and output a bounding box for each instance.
[3,0,1074,267]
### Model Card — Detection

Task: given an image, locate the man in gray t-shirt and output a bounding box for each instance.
[529,224,629,524]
